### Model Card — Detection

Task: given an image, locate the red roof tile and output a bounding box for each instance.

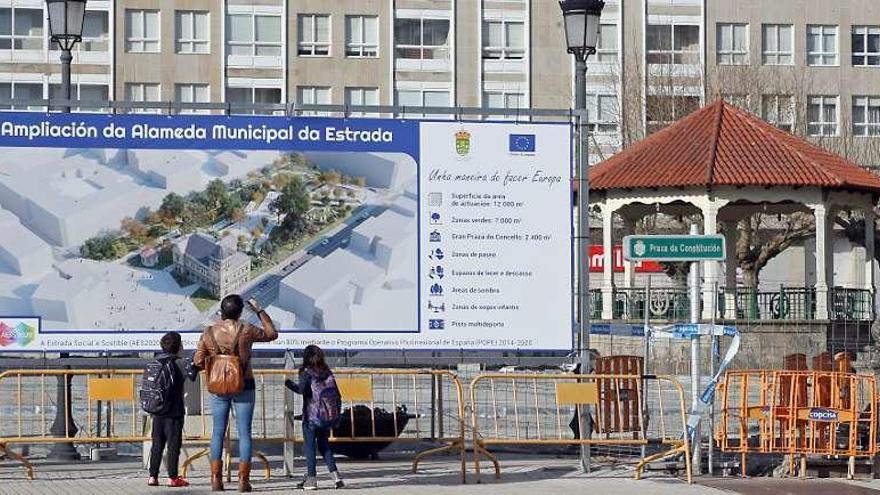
[588,99,880,193]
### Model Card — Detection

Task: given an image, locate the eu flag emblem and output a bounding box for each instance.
[509,134,536,153]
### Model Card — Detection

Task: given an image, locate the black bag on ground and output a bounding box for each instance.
[139,357,176,415]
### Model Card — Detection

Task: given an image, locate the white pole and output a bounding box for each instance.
[708,281,717,475]
[689,223,702,474]
[641,276,651,461]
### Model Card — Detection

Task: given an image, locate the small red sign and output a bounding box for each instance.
[588,245,664,273]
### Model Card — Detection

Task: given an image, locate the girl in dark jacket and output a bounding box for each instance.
[285,345,344,490]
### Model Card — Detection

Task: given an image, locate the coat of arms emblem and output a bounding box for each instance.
[455,129,471,156]
[634,240,647,257]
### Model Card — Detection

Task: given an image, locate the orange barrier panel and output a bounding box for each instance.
[716,370,876,479]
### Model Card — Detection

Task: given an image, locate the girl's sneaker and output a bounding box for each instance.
[168,477,190,488]
[331,471,345,489]
[296,475,318,491]
[147,476,159,487]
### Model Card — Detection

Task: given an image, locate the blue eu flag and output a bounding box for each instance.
[509,134,536,153]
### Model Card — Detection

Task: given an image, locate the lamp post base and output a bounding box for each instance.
[48,443,81,461]
[48,363,80,461]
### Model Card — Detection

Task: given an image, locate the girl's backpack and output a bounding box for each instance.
[307,370,342,429]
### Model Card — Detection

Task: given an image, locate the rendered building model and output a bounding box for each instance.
[173,233,251,298]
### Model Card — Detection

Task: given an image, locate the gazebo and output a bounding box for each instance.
[588,99,880,326]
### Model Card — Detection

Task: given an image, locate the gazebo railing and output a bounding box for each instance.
[830,287,874,321]
[587,286,872,322]
[589,289,603,320]
[718,286,816,321]
[611,287,691,321]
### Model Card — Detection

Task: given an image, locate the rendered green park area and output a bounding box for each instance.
[77,152,369,310]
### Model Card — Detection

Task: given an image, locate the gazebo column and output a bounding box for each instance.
[865,208,876,318]
[812,204,832,320]
[622,216,637,289]
[602,203,616,320]
[701,204,721,320]
[722,221,738,320]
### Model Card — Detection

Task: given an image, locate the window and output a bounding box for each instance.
[807,96,837,136]
[49,83,109,112]
[176,84,209,113]
[227,13,282,57]
[396,89,450,116]
[297,86,331,105]
[0,82,42,110]
[346,16,378,57]
[762,24,793,65]
[396,89,449,106]
[126,10,160,53]
[646,24,700,64]
[298,86,331,116]
[226,87,282,115]
[49,10,108,54]
[807,25,837,66]
[646,95,700,132]
[125,83,161,113]
[176,11,209,54]
[482,20,525,60]
[761,95,795,131]
[596,24,618,62]
[0,8,43,52]
[483,91,525,109]
[587,94,618,133]
[345,87,379,115]
[852,26,880,66]
[298,14,330,56]
[853,96,880,135]
[717,23,748,65]
[395,17,450,60]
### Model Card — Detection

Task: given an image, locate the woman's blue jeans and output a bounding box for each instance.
[209,388,256,463]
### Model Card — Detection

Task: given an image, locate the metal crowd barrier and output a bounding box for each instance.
[0,368,466,482]
[716,370,877,478]
[469,373,692,483]
[181,369,467,483]
[0,369,158,479]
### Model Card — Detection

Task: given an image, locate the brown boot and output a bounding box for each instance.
[238,462,252,492]
[210,460,224,492]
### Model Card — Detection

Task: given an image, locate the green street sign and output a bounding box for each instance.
[622,235,726,262]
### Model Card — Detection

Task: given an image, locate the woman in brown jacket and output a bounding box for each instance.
[193,294,278,492]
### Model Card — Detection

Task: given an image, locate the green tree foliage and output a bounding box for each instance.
[205,179,228,212]
[160,193,185,220]
[270,177,310,223]
[81,234,128,260]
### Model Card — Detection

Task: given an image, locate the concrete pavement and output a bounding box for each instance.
[0,455,717,495]
[5,455,880,494]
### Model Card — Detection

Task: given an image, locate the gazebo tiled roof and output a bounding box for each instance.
[589,99,880,194]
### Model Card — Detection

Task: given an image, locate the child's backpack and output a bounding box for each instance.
[307,370,342,429]
[139,356,176,415]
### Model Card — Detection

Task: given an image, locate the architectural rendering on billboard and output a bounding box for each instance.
[0,112,572,352]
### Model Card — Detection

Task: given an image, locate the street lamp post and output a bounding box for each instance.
[47,0,87,113]
[46,0,86,460]
[559,0,604,474]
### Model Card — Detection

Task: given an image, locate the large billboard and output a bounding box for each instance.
[0,112,572,352]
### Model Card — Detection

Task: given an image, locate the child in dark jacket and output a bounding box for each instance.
[285,345,344,490]
[147,331,194,488]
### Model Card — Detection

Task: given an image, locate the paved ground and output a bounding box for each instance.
[5,454,880,495]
